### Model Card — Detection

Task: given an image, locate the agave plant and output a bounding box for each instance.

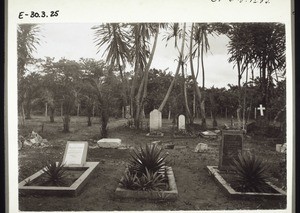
[42,161,67,186]
[231,153,270,193]
[134,168,167,191]
[119,171,139,190]
[128,144,168,175]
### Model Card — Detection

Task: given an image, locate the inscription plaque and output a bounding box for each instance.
[219,130,243,170]
[62,141,88,166]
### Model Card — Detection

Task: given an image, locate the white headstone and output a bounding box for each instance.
[62,141,88,166]
[149,109,162,132]
[178,114,186,130]
[97,138,121,148]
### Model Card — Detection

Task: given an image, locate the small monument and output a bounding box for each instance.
[147,109,163,137]
[178,114,186,130]
[218,130,243,170]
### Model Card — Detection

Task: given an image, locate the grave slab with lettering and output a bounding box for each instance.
[219,130,243,170]
[62,141,88,166]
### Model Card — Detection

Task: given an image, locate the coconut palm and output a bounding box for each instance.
[92,23,132,116]
[158,23,186,112]
[17,24,41,79]
[17,24,41,121]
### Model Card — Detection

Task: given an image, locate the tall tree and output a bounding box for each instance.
[17,24,41,121]
[93,23,131,116]
[158,23,186,112]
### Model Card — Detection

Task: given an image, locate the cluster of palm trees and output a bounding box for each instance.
[17,22,285,135]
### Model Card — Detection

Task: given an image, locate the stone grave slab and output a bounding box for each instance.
[62,141,88,166]
[97,138,121,148]
[219,130,243,170]
[199,130,218,139]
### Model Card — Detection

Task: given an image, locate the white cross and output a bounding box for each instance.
[257,104,266,116]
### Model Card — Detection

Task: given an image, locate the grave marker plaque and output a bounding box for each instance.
[219,130,243,170]
[62,141,88,166]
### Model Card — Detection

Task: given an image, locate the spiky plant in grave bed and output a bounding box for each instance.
[230,153,270,193]
[42,161,67,186]
[119,168,167,191]
[128,144,168,175]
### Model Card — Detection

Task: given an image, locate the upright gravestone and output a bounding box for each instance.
[125,105,131,119]
[149,109,162,132]
[178,114,186,130]
[62,141,88,166]
[219,130,243,170]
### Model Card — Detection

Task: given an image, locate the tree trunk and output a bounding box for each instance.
[181,62,193,124]
[87,116,92,126]
[49,106,55,123]
[25,100,31,119]
[100,109,108,138]
[63,114,70,133]
[189,24,206,129]
[45,103,48,117]
[77,103,80,116]
[135,28,159,128]
[158,23,186,112]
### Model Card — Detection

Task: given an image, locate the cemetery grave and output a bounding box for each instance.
[207,130,286,199]
[19,141,99,196]
[172,114,197,139]
[18,116,287,211]
[146,109,164,137]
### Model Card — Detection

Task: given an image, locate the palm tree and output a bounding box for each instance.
[134,24,161,127]
[17,24,41,79]
[158,23,186,112]
[17,24,41,121]
[189,23,207,128]
[92,23,131,116]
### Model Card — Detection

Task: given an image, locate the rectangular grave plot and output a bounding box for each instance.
[19,162,99,197]
[219,130,243,170]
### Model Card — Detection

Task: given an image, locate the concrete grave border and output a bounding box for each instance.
[19,162,99,197]
[115,166,178,200]
[207,166,286,199]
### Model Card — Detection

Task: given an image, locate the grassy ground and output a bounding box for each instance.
[18,115,286,211]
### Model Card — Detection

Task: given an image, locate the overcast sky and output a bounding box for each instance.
[31,23,247,88]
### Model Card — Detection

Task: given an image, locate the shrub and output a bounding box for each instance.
[119,168,167,191]
[120,144,169,191]
[42,161,67,186]
[128,144,168,175]
[231,153,270,192]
